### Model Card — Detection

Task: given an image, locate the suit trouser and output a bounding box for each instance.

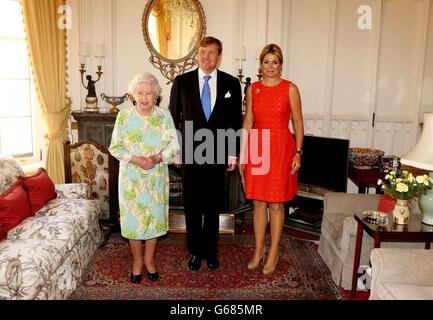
[182,165,226,258]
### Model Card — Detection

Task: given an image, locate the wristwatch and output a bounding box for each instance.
[295,149,303,155]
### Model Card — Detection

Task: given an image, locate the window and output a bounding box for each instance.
[0,0,43,164]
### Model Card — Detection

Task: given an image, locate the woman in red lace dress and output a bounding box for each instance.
[240,44,304,275]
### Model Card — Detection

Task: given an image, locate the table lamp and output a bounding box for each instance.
[400,112,433,225]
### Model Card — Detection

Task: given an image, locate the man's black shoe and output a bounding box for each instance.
[207,257,220,270]
[188,255,201,271]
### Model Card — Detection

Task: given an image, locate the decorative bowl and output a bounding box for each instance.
[349,148,385,169]
[100,93,130,113]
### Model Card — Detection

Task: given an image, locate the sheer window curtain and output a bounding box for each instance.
[19,0,69,183]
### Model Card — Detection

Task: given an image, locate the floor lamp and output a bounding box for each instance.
[400,112,433,225]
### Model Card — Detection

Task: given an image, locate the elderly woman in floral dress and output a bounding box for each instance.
[109,72,180,283]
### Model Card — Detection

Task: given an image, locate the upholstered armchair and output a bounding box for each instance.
[370,248,433,299]
[64,140,119,228]
[318,192,423,290]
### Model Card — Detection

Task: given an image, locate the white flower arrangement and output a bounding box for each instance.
[377,170,433,200]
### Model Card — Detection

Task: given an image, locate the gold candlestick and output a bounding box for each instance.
[79,64,103,112]
[237,68,246,84]
[257,68,263,81]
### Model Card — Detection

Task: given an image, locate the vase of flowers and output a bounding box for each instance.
[377,170,433,225]
[392,199,410,225]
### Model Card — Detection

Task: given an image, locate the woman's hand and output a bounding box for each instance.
[131,155,156,170]
[290,154,301,175]
[149,154,163,164]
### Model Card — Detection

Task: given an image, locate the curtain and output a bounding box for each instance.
[20,0,69,183]
[152,0,170,57]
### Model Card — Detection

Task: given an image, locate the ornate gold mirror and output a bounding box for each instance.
[142,0,206,83]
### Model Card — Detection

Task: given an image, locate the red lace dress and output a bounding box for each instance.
[244,80,297,202]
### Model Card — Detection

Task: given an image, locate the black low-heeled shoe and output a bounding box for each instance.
[147,271,159,282]
[130,273,143,284]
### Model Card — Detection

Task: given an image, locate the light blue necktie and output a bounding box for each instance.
[201,75,211,121]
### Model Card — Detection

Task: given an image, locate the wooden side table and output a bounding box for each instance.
[351,212,433,298]
[348,167,384,194]
[348,165,429,194]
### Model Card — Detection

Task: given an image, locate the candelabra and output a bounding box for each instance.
[236,68,262,84]
[163,0,197,27]
[235,45,264,115]
[79,64,103,112]
[256,68,263,81]
[236,69,252,116]
[78,42,105,112]
[236,68,249,85]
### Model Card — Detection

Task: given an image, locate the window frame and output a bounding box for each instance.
[0,0,44,166]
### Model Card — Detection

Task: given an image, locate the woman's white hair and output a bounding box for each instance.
[128,72,162,97]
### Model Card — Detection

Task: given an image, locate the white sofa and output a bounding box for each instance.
[370,248,433,300]
[0,155,102,300]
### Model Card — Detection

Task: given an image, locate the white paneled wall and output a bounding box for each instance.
[114,0,151,98]
[288,0,331,125]
[332,0,377,120]
[422,2,433,114]
[375,0,428,122]
[67,0,433,157]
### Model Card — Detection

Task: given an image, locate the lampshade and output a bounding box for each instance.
[400,112,433,170]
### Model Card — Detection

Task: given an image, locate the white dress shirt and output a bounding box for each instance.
[198,68,217,112]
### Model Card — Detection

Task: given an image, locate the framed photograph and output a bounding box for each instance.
[381,155,398,172]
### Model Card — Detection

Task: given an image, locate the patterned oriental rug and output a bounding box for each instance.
[69,227,344,300]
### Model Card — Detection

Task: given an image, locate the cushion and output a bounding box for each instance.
[0,154,25,193]
[380,283,433,300]
[20,168,57,214]
[377,195,396,213]
[0,179,32,238]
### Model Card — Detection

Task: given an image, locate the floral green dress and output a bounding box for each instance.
[109,106,180,240]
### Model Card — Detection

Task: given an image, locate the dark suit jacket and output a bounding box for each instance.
[169,68,243,166]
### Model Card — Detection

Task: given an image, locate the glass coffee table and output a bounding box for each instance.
[351,211,433,298]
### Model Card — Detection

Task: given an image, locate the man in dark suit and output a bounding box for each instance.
[169,36,242,271]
